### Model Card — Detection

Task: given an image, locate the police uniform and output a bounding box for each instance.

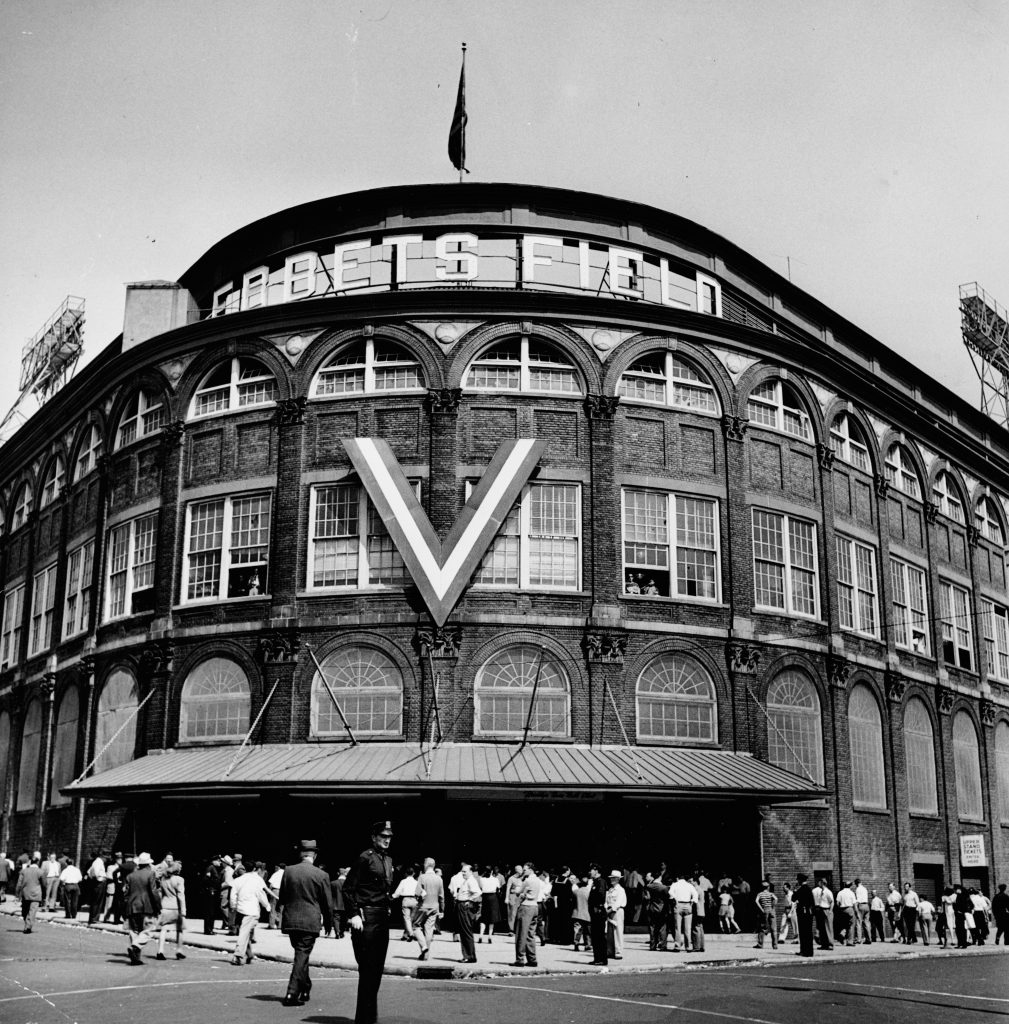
[343,821,394,1024]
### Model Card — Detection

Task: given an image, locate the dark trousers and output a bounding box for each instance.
[285,930,317,999]
[514,904,538,964]
[21,899,39,930]
[63,884,80,920]
[204,891,221,934]
[457,900,477,959]
[797,911,815,957]
[351,906,390,1024]
[649,912,668,950]
[901,906,917,942]
[869,909,885,943]
[87,882,106,923]
[954,912,968,947]
[590,912,608,963]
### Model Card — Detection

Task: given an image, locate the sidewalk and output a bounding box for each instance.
[3,898,1005,978]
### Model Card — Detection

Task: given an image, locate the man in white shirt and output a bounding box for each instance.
[917,896,935,945]
[885,882,903,941]
[869,889,886,943]
[86,852,107,925]
[853,877,870,943]
[604,870,627,959]
[536,871,553,946]
[43,854,61,911]
[511,862,541,968]
[268,863,285,929]
[835,882,857,945]
[901,882,920,944]
[230,862,272,965]
[58,858,83,920]
[669,872,697,952]
[812,879,834,949]
[505,865,524,934]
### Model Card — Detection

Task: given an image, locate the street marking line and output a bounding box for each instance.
[717,972,1009,1006]
[450,978,791,1024]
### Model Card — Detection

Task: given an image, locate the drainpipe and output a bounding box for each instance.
[35,655,58,850]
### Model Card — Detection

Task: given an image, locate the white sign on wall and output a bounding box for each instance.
[959,833,987,868]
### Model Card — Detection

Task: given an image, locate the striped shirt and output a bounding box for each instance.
[756,890,777,914]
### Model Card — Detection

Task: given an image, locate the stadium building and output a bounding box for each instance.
[0,183,1007,900]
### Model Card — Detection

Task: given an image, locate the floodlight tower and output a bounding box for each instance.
[0,296,85,444]
[960,282,1009,429]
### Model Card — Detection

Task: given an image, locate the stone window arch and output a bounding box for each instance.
[474,644,570,737]
[0,710,11,810]
[829,413,871,472]
[618,352,718,414]
[952,710,983,821]
[179,657,251,743]
[311,338,423,397]
[636,653,717,742]
[903,696,938,815]
[994,719,1009,822]
[311,646,404,737]
[766,669,824,784]
[465,336,583,396]
[932,471,965,523]
[189,357,278,418]
[94,669,139,773]
[11,482,33,531]
[115,389,164,450]
[746,378,811,440]
[74,424,103,482]
[884,444,921,499]
[16,698,42,810]
[50,687,80,806]
[975,496,1005,546]
[40,457,65,508]
[848,683,886,808]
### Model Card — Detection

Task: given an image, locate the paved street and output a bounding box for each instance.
[1,909,1006,1024]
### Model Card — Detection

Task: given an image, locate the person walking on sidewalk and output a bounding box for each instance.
[202,855,223,935]
[413,857,444,961]
[279,840,334,1007]
[156,862,188,961]
[344,821,394,1024]
[452,862,482,963]
[15,854,43,933]
[869,889,887,943]
[231,861,271,965]
[511,862,541,968]
[125,853,161,965]
[86,851,107,925]
[59,858,82,920]
[754,880,778,949]
[795,873,815,958]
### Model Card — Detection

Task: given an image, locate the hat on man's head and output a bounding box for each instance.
[136,852,153,866]
[797,872,808,882]
[221,855,234,866]
[298,840,317,852]
[609,869,622,879]
[371,820,393,837]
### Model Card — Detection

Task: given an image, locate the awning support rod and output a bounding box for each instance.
[223,675,282,778]
[424,647,444,779]
[603,675,645,782]
[520,648,546,750]
[307,646,358,746]
[72,679,160,786]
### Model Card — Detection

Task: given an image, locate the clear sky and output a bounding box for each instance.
[2,0,1008,435]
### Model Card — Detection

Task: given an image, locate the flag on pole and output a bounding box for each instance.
[448,44,468,176]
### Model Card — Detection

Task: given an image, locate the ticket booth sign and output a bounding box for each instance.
[959,834,987,868]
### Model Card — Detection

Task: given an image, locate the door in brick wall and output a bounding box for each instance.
[960,868,989,896]
[912,863,943,905]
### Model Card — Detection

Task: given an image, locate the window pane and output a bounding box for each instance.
[94,671,139,773]
[953,711,983,821]
[766,671,824,784]
[904,698,938,815]
[476,645,569,737]
[848,685,886,808]
[181,658,250,741]
[312,646,403,735]
[637,654,716,741]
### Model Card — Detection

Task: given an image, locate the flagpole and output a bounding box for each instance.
[459,42,466,184]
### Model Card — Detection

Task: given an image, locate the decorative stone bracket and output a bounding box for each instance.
[967,524,981,549]
[584,630,628,663]
[415,625,462,659]
[721,415,747,442]
[925,502,940,525]
[258,628,300,664]
[727,642,760,673]
[816,443,835,471]
[980,699,997,726]
[884,671,907,703]
[140,639,175,677]
[936,683,955,714]
[873,474,890,500]
[583,395,620,421]
[275,397,307,426]
[827,654,849,690]
[424,388,463,415]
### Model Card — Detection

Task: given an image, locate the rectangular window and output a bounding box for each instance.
[29,564,57,656]
[751,509,818,617]
[63,539,95,639]
[1,584,25,669]
[890,557,929,654]
[835,536,879,638]
[980,598,1009,681]
[105,513,158,620]
[474,482,581,590]
[183,494,270,602]
[622,488,719,600]
[308,483,413,589]
[938,580,973,671]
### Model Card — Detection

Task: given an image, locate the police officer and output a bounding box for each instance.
[344,821,394,1024]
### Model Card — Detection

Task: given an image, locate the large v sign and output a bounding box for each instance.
[342,437,546,627]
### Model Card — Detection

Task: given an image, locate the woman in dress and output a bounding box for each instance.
[938,885,955,948]
[156,862,187,960]
[478,865,502,942]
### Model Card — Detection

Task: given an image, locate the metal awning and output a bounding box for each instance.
[64,742,824,803]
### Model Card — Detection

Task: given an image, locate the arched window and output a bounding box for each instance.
[975,496,1005,546]
[190,357,278,418]
[11,483,33,531]
[180,657,250,742]
[311,647,403,737]
[848,684,886,808]
[0,710,11,811]
[94,670,139,773]
[40,458,65,508]
[465,337,582,395]
[618,352,718,414]
[903,697,938,815]
[115,389,164,449]
[74,425,103,482]
[932,471,964,523]
[766,670,824,784]
[953,710,983,821]
[884,445,920,499]
[829,414,870,472]
[312,338,423,397]
[474,645,570,737]
[994,720,1009,822]
[16,698,42,810]
[636,654,717,742]
[747,379,811,439]
[50,687,79,806]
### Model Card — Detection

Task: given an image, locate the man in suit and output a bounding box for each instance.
[344,820,394,1024]
[795,872,815,958]
[15,853,43,933]
[279,840,333,1007]
[125,852,162,964]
